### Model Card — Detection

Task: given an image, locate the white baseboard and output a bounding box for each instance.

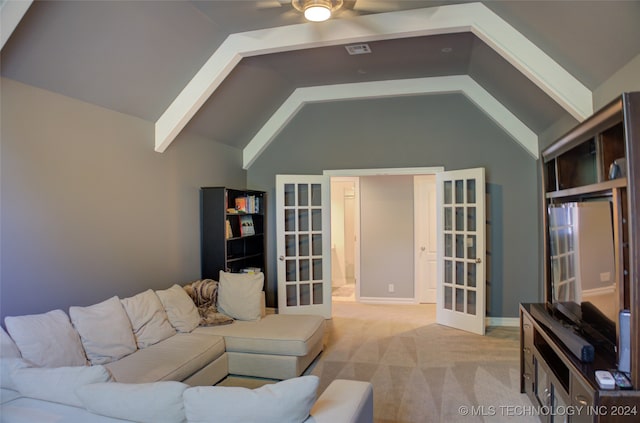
[357,297,417,305]
[486,317,519,327]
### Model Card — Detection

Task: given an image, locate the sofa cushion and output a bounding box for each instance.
[121,289,176,348]
[194,314,324,356]
[69,296,137,365]
[0,387,22,405]
[77,381,188,423]
[0,327,21,359]
[0,396,130,422]
[156,285,200,333]
[104,332,225,383]
[0,358,31,391]
[4,310,87,367]
[183,375,318,423]
[11,365,113,408]
[217,271,264,321]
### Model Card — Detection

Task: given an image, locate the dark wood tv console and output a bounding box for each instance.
[519,92,640,421]
[521,303,639,423]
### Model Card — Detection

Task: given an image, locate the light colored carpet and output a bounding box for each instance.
[221,302,536,423]
[332,284,356,302]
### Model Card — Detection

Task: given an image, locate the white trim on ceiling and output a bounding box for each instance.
[243,76,538,168]
[154,1,592,154]
[1,0,33,50]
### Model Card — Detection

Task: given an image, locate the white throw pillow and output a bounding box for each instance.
[0,358,31,391]
[77,381,188,423]
[0,327,21,359]
[217,271,264,321]
[69,296,137,365]
[155,285,200,333]
[121,290,176,348]
[183,375,318,423]
[4,309,87,367]
[11,365,113,407]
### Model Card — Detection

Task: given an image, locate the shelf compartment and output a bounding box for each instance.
[534,328,570,393]
[598,121,626,181]
[227,253,263,263]
[544,160,558,192]
[556,138,597,190]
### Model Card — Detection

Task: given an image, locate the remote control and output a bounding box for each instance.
[612,371,633,389]
[595,370,615,389]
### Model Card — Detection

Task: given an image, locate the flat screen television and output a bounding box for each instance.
[547,200,618,357]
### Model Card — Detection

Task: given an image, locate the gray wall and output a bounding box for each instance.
[359,175,414,299]
[247,93,540,318]
[0,78,246,320]
[594,53,640,111]
[540,52,640,152]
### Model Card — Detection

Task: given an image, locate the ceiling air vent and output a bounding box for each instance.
[345,44,371,55]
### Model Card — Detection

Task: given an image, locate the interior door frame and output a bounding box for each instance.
[330,176,361,302]
[325,167,444,304]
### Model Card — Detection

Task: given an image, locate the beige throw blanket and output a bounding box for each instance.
[183,279,234,326]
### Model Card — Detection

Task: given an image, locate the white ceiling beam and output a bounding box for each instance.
[1,0,33,51]
[468,6,592,123]
[242,76,538,169]
[155,47,243,153]
[155,2,591,153]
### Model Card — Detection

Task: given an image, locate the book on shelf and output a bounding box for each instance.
[235,197,247,213]
[225,219,234,239]
[234,195,261,214]
[239,215,255,236]
[247,195,260,213]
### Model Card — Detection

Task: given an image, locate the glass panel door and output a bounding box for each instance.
[276,175,331,318]
[436,168,486,335]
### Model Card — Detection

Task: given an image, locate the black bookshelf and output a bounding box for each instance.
[200,187,266,280]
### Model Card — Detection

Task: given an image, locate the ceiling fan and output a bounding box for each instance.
[258,0,402,22]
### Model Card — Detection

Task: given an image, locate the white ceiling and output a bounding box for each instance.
[2,1,640,152]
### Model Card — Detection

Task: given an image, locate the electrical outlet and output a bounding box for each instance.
[388,284,395,293]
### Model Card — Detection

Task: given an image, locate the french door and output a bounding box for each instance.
[275,175,331,318]
[436,168,486,335]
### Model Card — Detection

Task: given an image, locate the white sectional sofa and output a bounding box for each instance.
[0,274,374,423]
[0,378,374,423]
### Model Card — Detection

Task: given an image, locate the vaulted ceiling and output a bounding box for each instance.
[2,1,640,166]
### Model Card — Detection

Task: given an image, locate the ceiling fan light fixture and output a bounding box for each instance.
[305,4,331,22]
[293,0,343,22]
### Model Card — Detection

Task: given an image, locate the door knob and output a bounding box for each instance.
[420,246,426,251]
[279,256,285,261]
[475,258,482,263]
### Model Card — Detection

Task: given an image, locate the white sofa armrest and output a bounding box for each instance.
[308,379,373,423]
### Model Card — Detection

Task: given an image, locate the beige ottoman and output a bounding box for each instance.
[194,314,325,379]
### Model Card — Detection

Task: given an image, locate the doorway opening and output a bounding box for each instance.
[276,167,486,334]
[327,167,443,305]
